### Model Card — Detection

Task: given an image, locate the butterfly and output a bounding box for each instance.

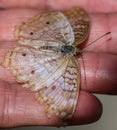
[3,8,90,121]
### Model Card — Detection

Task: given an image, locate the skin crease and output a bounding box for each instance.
[0,0,117,128]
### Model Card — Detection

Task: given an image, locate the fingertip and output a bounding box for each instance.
[70,91,102,125]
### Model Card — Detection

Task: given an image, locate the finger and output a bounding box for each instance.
[71,91,102,125]
[0,51,116,94]
[0,9,116,53]
[0,82,102,127]
[45,0,117,13]
[0,10,117,95]
[0,0,117,13]
[86,13,117,54]
[0,0,45,9]
[79,52,117,95]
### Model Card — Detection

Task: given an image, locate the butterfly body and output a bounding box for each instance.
[3,7,90,121]
[38,45,79,56]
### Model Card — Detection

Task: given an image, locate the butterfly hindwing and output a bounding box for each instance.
[36,56,80,119]
[9,46,67,91]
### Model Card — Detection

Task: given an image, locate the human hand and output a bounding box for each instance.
[0,0,117,128]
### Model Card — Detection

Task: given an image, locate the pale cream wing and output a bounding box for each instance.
[64,7,90,45]
[8,46,67,91]
[36,56,80,120]
[15,11,74,48]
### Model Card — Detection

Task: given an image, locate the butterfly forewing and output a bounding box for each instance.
[15,12,74,48]
[64,7,90,46]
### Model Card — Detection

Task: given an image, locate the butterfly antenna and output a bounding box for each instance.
[84,32,111,49]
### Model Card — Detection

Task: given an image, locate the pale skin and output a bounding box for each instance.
[0,0,117,128]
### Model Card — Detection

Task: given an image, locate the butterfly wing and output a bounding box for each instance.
[64,7,90,46]
[8,46,68,91]
[4,11,75,91]
[36,56,80,120]
[14,11,74,48]
[6,45,80,120]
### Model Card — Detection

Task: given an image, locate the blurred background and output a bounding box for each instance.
[2,94,117,130]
